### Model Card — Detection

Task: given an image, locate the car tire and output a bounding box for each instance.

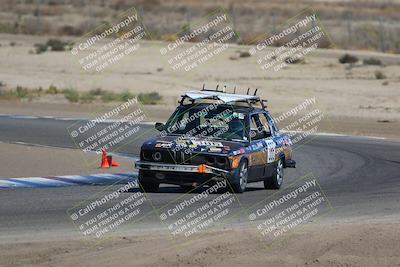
[231,161,248,193]
[264,158,283,190]
[138,170,159,193]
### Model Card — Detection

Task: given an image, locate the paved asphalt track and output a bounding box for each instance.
[0,115,399,242]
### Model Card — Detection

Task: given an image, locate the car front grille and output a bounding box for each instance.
[141,149,229,169]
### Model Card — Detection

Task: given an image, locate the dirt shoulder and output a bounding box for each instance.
[0,142,133,179]
[0,222,399,267]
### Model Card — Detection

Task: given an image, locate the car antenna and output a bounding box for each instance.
[202,84,205,91]
[254,88,258,96]
[246,88,250,95]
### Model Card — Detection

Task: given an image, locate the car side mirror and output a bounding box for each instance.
[155,122,165,131]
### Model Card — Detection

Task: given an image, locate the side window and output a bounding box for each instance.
[250,114,259,131]
[264,113,279,132]
[250,114,268,141]
[258,113,273,136]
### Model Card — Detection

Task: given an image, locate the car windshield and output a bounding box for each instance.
[164,104,249,141]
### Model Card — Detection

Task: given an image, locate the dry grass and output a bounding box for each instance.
[0,0,399,52]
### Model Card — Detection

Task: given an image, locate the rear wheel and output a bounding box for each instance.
[138,170,159,193]
[231,161,248,193]
[264,158,283,189]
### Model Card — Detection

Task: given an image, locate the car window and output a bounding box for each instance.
[164,105,249,141]
[264,113,279,132]
[250,114,259,131]
[258,113,273,135]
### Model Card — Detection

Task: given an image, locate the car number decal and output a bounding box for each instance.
[265,139,276,163]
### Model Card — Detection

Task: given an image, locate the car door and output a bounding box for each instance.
[247,113,269,181]
[264,112,292,163]
[257,112,280,177]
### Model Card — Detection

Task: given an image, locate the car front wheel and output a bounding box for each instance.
[138,170,160,193]
[231,161,248,193]
[264,158,283,189]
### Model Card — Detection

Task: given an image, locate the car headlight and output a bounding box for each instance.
[229,155,242,169]
[152,151,162,161]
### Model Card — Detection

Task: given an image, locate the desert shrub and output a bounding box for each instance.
[161,34,178,42]
[79,92,95,103]
[239,51,251,58]
[119,91,135,102]
[46,38,67,51]
[34,43,48,54]
[101,91,120,102]
[138,92,162,105]
[339,54,359,64]
[363,57,382,66]
[374,70,386,79]
[63,88,79,103]
[15,86,29,98]
[46,84,59,94]
[285,56,304,64]
[89,88,106,96]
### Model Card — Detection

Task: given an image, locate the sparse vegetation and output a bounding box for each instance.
[79,92,96,103]
[339,54,359,64]
[46,85,59,94]
[46,39,68,51]
[239,51,251,58]
[0,85,161,105]
[1,1,400,53]
[33,39,70,54]
[63,88,80,103]
[285,56,305,64]
[34,43,48,54]
[374,70,386,79]
[15,86,29,98]
[138,92,162,105]
[363,57,382,66]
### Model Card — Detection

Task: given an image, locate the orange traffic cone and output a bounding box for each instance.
[100,149,110,168]
[111,160,120,167]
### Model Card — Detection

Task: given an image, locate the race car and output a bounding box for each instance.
[135,86,296,193]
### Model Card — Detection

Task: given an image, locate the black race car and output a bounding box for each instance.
[135,87,295,193]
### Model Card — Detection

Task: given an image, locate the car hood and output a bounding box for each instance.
[141,135,246,155]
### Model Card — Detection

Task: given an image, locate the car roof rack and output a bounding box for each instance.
[179,84,268,110]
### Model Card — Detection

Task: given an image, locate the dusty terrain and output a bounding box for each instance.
[1,222,399,267]
[1,34,400,139]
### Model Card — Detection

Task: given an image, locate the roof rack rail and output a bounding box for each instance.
[180,85,268,110]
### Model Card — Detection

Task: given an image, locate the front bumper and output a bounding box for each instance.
[135,161,229,176]
[135,161,233,186]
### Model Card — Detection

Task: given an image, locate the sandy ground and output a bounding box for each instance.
[0,222,399,267]
[1,34,400,122]
[1,34,400,140]
[0,142,133,178]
